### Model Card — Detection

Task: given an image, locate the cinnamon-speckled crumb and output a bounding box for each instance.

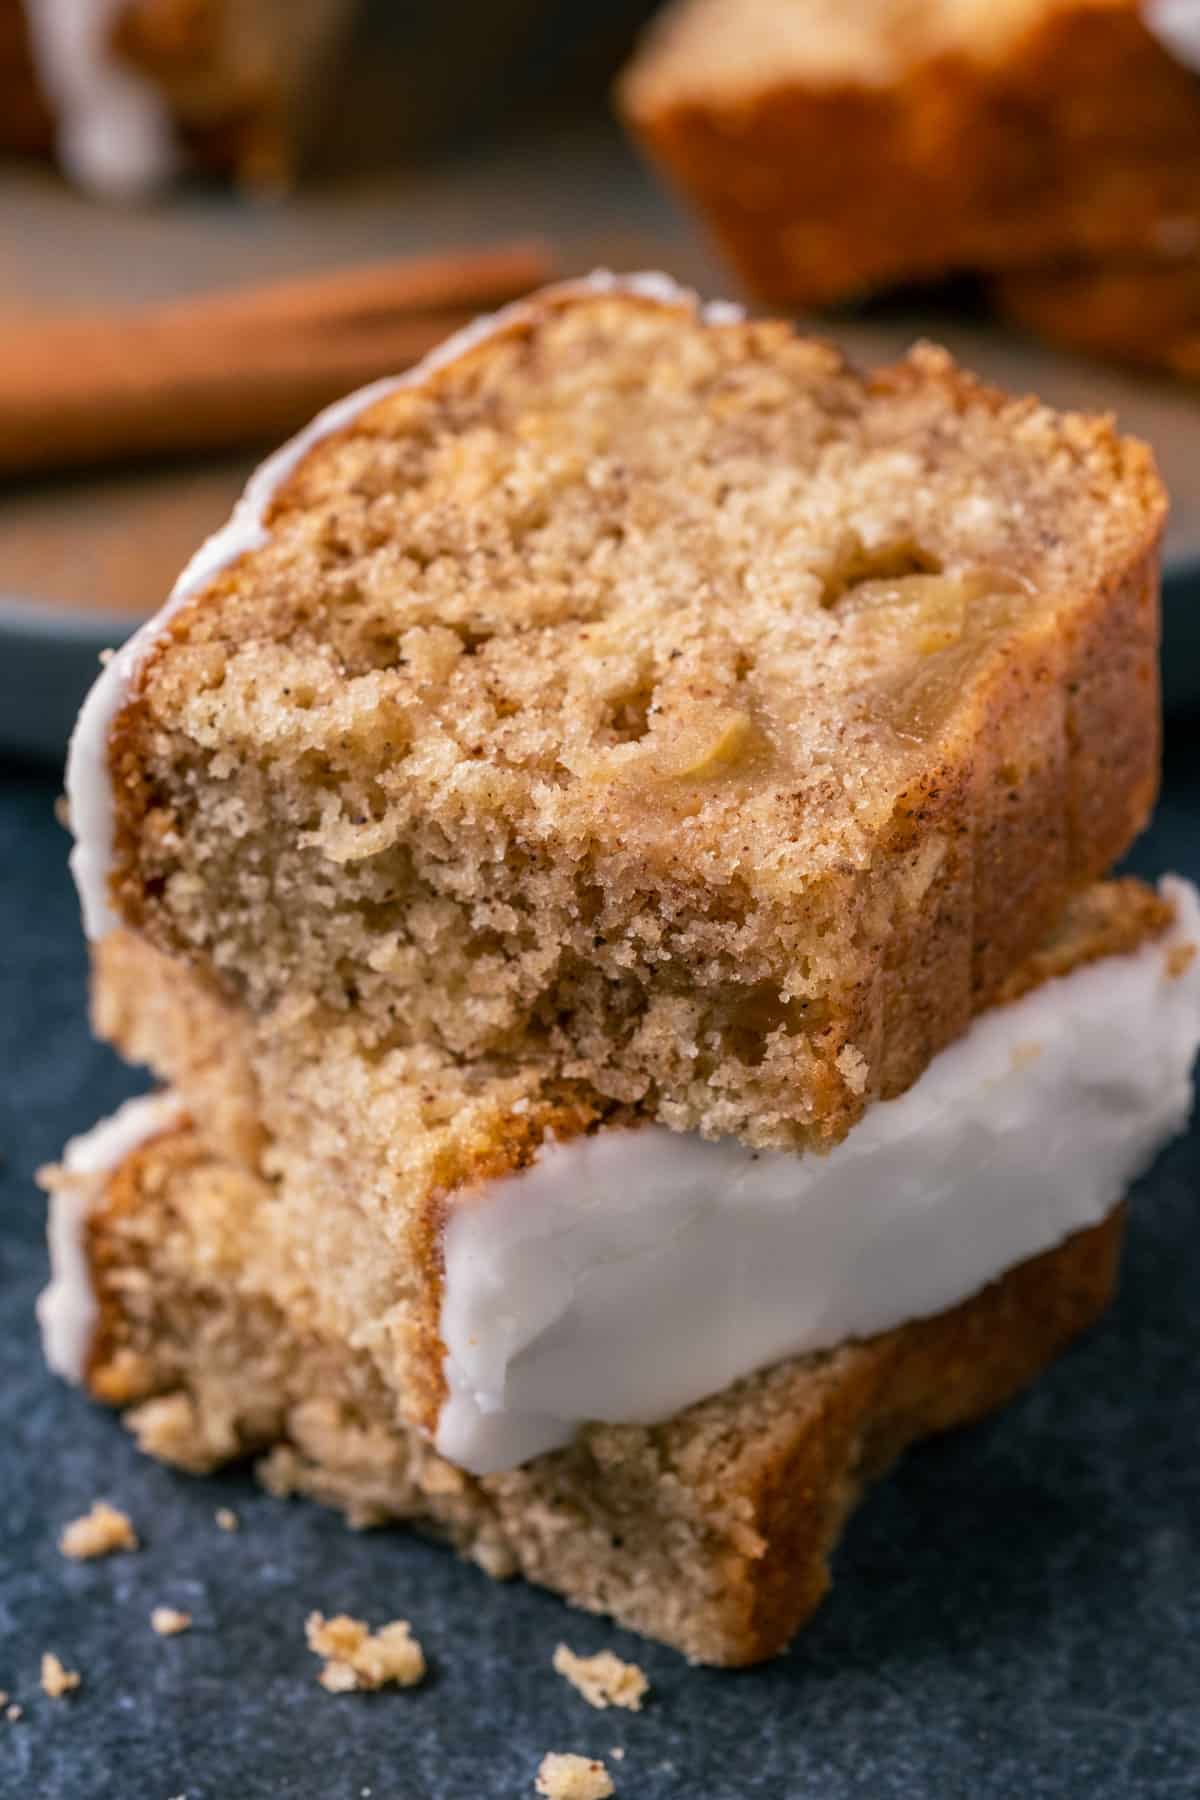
[112,289,1162,1153]
[40,1653,80,1699]
[305,1613,425,1692]
[59,1500,138,1560]
[535,1752,615,1799]
[553,1645,648,1711]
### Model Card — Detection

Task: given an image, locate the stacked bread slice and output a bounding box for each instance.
[619,0,1200,377]
[42,276,1200,1663]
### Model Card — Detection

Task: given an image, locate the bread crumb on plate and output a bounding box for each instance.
[214,1507,239,1532]
[40,1652,80,1699]
[58,1500,138,1560]
[150,1607,192,1637]
[5,1703,23,1723]
[535,1753,614,1799]
[552,1645,648,1711]
[305,1612,425,1692]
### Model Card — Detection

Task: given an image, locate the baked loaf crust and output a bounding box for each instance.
[63,1116,1124,1666]
[99,283,1164,1149]
[618,0,1200,305]
[996,259,1200,379]
[87,876,1173,1446]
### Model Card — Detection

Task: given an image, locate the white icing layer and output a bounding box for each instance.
[1144,0,1200,73]
[437,878,1200,1475]
[38,1090,183,1382]
[63,271,740,943]
[24,0,179,198]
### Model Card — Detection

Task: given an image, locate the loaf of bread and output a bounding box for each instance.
[619,0,1200,306]
[45,278,1200,1670]
[49,1100,1124,1665]
[38,874,1200,1658]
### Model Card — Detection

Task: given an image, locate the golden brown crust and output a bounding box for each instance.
[619,0,1200,305]
[996,259,1200,378]
[102,291,1165,1151]
[78,1116,1124,1664]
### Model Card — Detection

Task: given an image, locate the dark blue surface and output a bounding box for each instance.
[2,726,1200,1800]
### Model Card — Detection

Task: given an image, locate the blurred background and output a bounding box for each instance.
[1,0,1198,755]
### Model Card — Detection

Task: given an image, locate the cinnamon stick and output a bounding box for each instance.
[0,241,554,478]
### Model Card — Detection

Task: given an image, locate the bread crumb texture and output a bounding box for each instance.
[80,891,1142,1661]
[5,1703,23,1723]
[58,1500,139,1560]
[305,1612,426,1692]
[535,1752,615,1799]
[40,1653,80,1700]
[214,1506,239,1531]
[112,289,1162,1150]
[552,1645,648,1711]
[150,1607,192,1637]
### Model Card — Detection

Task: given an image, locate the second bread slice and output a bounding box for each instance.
[84,279,1163,1147]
